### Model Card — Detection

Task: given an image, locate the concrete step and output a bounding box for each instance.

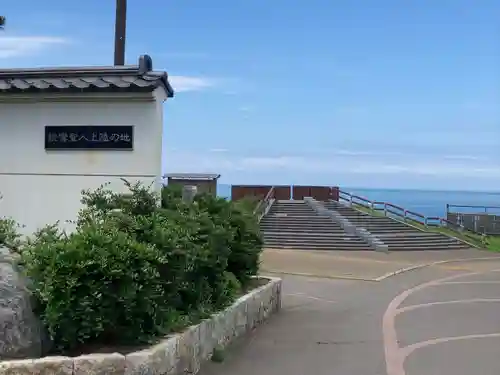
[263,243,372,251]
[261,227,345,234]
[261,223,338,228]
[270,209,316,213]
[377,233,459,239]
[262,231,362,239]
[262,216,334,221]
[269,210,319,215]
[354,225,417,231]
[263,200,471,252]
[263,238,370,250]
[261,221,341,226]
[386,245,470,251]
[263,239,368,248]
[260,225,345,236]
[268,213,320,217]
[378,241,467,250]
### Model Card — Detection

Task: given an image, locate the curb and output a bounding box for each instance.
[261,269,379,282]
[263,256,500,283]
[374,256,500,281]
[0,278,282,375]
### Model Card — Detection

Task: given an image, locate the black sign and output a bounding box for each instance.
[45,126,134,150]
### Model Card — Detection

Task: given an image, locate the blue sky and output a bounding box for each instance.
[1,0,500,190]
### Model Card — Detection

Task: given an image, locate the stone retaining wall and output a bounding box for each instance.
[0,277,282,375]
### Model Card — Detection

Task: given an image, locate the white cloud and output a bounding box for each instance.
[442,154,484,161]
[209,148,228,153]
[168,75,215,92]
[163,149,500,178]
[0,36,68,59]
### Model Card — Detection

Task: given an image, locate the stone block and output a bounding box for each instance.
[234,298,248,337]
[0,276,282,375]
[32,356,73,375]
[176,325,200,374]
[150,336,178,375]
[0,254,44,360]
[272,279,282,312]
[221,306,237,344]
[198,319,215,361]
[0,359,34,375]
[124,349,154,375]
[245,295,258,331]
[211,312,225,347]
[73,353,125,375]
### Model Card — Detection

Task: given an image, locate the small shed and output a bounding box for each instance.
[164,173,220,196]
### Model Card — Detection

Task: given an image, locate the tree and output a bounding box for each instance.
[0,16,5,29]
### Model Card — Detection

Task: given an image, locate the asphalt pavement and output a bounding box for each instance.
[199,254,500,375]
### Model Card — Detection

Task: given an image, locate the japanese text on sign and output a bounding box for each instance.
[44,126,134,150]
[46,131,132,143]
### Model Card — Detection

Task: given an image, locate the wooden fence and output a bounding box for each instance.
[231,185,339,201]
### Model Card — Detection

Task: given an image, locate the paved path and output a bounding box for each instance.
[200,253,500,375]
[261,248,500,280]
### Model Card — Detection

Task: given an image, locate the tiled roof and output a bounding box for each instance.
[0,55,174,97]
[164,173,221,181]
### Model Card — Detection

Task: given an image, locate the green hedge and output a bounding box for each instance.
[16,180,263,354]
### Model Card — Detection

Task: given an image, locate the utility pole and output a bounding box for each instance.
[114,0,127,65]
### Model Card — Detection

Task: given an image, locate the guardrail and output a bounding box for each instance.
[447,204,500,214]
[253,187,276,222]
[338,189,483,236]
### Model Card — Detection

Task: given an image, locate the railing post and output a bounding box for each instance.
[349,194,353,207]
[384,203,388,217]
[404,210,408,222]
[370,200,374,210]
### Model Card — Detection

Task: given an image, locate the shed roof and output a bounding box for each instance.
[0,55,174,97]
[165,173,221,181]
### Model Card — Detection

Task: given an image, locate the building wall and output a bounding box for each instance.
[167,179,217,195]
[0,91,166,235]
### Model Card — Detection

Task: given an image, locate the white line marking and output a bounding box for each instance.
[383,268,500,375]
[284,293,337,304]
[396,298,500,315]
[375,256,500,281]
[400,333,500,358]
[440,281,500,285]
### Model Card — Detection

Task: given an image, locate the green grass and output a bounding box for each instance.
[350,203,500,252]
[211,346,226,363]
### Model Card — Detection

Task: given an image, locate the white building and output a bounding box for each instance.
[0,55,174,235]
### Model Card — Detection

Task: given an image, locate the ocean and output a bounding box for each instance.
[216,184,500,218]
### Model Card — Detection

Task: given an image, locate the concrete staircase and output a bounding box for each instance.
[325,200,470,251]
[323,201,416,234]
[260,200,371,250]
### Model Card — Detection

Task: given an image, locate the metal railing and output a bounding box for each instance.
[338,189,483,236]
[253,187,276,222]
[447,204,500,214]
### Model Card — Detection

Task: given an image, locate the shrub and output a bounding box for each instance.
[194,194,263,287]
[0,217,22,250]
[18,181,262,353]
[21,223,173,352]
[0,195,23,250]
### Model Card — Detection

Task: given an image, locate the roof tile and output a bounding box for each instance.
[0,55,174,97]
